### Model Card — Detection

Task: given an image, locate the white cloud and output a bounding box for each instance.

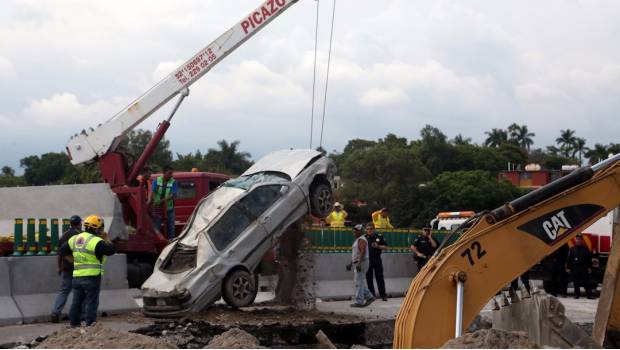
[0,56,16,78]
[359,87,410,107]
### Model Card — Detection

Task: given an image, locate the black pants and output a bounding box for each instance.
[366,258,386,298]
[511,271,531,292]
[572,269,592,298]
[416,257,428,271]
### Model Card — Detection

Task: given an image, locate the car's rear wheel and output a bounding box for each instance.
[222,269,258,308]
[310,183,333,217]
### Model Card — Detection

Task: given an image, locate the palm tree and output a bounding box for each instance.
[484,128,508,148]
[508,123,535,151]
[451,134,472,145]
[571,137,587,164]
[206,140,252,174]
[556,129,577,158]
[585,143,609,165]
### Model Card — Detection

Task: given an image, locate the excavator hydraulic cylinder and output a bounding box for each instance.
[25,218,36,256]
[37,218,48,255]
[50,218,59,254]
[12,218,24,256]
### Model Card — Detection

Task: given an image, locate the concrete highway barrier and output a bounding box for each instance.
[0,254,137,324]
[312,252,417,300]
[0,258,22,326]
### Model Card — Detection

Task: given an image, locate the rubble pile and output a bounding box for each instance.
[204,328,265,348]
[36,323,175,349]
[442,329,539,349]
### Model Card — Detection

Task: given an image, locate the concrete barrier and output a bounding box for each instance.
[0,258,21,325]
[312,253,417,300]
[2,254,137,324]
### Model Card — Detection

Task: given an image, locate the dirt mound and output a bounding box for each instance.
[37,323,175,349]
[442,329,539,349]
[204,328,265,349]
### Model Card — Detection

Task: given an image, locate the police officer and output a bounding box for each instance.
[566,234,593,299]
[59,215,116,327]
[50,215,82,323]
[411,227,438,271]
[365,223,389,301]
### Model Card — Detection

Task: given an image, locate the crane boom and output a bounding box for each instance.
[66,0,299,165]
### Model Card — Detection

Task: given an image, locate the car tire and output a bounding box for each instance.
[222,269,258,308]
[310,183,333,218]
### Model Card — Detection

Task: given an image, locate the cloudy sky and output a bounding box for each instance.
[1,0,619,171]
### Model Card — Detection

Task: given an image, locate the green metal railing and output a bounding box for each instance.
[303,227,459,253]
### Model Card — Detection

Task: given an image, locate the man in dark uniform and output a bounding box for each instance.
[365,223,389,301]
[411,227,438,271]
[50,215,82,323]
[566,234,593,299]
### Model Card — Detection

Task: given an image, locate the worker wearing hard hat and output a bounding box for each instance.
[371,208,394,229]
[325,202,347,228]
[50,215,82,323]
[58,215,116,327]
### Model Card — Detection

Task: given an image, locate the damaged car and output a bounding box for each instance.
[142,149,335,316]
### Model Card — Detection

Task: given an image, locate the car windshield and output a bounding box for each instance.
[178,187,245,246]
[223,172,289,190]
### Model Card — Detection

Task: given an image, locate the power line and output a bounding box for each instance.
[309,0,320,149]
[319,0,336,149]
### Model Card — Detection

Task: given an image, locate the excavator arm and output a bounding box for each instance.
[394,154,620,348]
[66,0,298,165]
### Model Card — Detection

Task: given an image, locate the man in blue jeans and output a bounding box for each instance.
[148,165,178,239]
[59,215,116,327]
[50,215,82,323]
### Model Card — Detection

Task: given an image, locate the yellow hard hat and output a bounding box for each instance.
[83,215,104,230]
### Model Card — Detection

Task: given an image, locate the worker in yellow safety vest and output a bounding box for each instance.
[372,208,394,229]
[325,202,348,227]
[59,215,116,327]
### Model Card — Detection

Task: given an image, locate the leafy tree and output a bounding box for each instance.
[0,166,25,187]
[20,152,71,185]
[204,140,252,175]
[412,170,522,227]
[418,125,452,175]
[61,163,101,184]
[173,150,207,172]
[1,166,15,177]
[585,143,609,165]
[339,143,432,226]
[117,129,173,171]
[451,134,472,145]
[508,124,535,150]
[484,128,508,147]
[572,137,587,163]
[556,129,577,158]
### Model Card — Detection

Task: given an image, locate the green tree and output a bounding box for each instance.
[418,125,453,175]
[61,163,101,184]
[508,124,535,150]
[204,140,253,175]
[572,137,587,163]
[451,134,472,145]
[173,150,207,172]
[0,166,26,187]
[484,128,508,147]
[20,152,71,185]
[556,129,577,158]
[339,144,432,226]
[412,170,522,227]
[117,129,173,171]
[585,143,609,165]
[1,166,14,177]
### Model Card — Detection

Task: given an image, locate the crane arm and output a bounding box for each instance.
[66,0,298,165]
[394,154,620,348]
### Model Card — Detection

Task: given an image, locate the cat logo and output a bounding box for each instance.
[541,210,571,240]
[517,204,604,245]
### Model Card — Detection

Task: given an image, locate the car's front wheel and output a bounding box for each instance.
[310,183,333,217]
[222,269,258,308]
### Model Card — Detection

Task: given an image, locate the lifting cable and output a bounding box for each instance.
[309,0,320,149]
[319,0,337,149]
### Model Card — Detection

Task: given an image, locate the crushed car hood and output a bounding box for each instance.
[242,149,322,179]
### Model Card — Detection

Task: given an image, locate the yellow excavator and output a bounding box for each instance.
[394,153,620,348]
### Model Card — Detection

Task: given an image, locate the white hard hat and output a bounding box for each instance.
[334,202,342,207]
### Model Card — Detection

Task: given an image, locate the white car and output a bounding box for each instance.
[142,149,335,316]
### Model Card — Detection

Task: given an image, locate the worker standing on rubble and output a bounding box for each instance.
[149,165,178,239]
[50,215,82,323]
[325,202,347,228]
[371,208,394,229]
[410,227,437,271]
[59,215,116,327]
[566,234,594,299]
[346,224,375,307]
[365,223,389,301]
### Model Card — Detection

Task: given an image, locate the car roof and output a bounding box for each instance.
[242,149,322,179]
